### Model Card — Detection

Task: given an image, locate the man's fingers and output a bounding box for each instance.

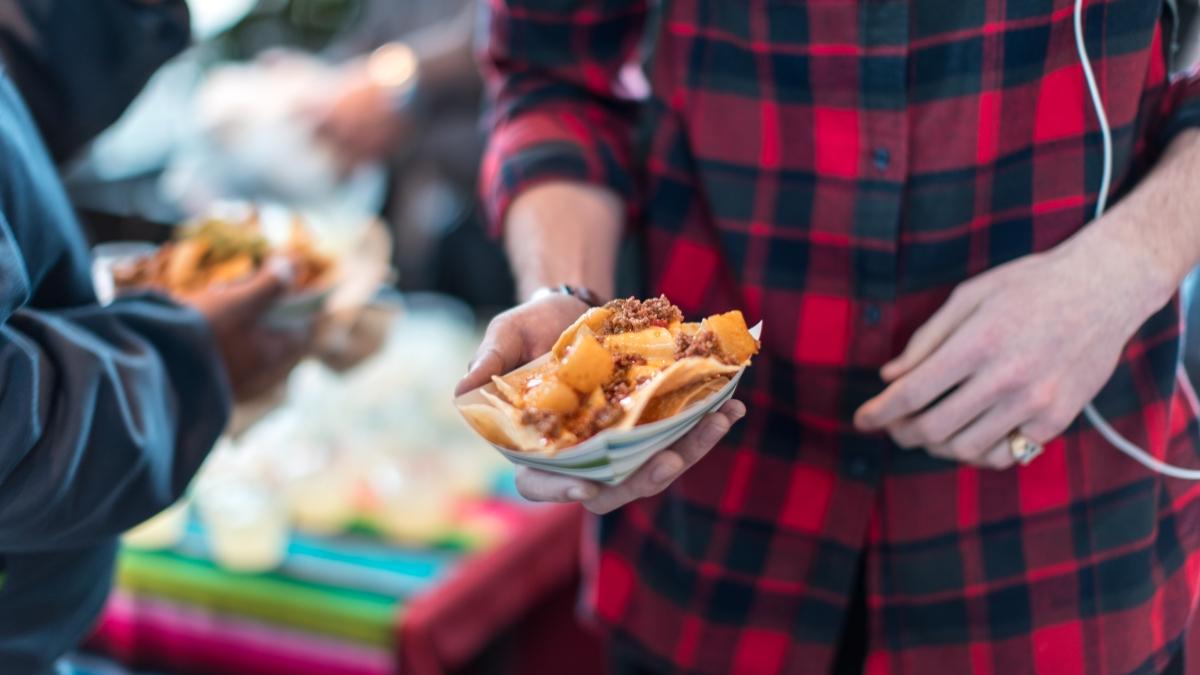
[513,401,749,515]
[514,467,599,503]
[231,324,315,401]
[886,373,998,449]
[455,317,524,395]
[673,400,746,464]
[580,451,684,514]
[855,334,977,431]
[926,398,1027,468]
[980,440,1017,471]
[881,285,981,381]
[582,400,746,515]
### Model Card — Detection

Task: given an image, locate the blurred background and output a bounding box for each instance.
[54,2,609,673]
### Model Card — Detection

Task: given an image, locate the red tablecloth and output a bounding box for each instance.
[398,503,601,674]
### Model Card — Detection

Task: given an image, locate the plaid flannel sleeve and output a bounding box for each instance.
[476,0,647,232]
[1159,63,1200,147]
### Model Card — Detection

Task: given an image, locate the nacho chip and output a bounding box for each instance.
[602,326,675,363]
[701,310,758,364]
[637,376,730,424]
[616,358,742,430]
[551,307,612,359]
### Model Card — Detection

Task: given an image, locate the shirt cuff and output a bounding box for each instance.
[1159,67,1200,150]
[480,108,636,236]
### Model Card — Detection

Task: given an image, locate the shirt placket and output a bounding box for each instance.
[854,0,909,370]
[812,9,911,640]
[838,1,910,490]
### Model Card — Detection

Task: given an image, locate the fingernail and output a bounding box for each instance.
[566,486,593,501]
[466,348,496,376]
[651,456,684,484]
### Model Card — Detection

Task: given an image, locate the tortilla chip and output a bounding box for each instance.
[458,404,525,451]
[551,307,612,359]
[491,375,522,405]
[616,357,741,430]
[701,310,759,364]
[637,376,729,424]
[602,327,676,363]
[476,390,547,450]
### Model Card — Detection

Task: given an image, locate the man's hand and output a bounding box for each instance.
[455,294,747,513]
[186,258,314,402]
[853,232,1174,470]
[312,64,412,169]
[455,293,591,396]
[512,400,745,514]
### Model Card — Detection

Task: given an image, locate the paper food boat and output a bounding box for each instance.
[456,322,761,485]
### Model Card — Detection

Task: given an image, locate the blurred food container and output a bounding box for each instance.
[123,499,190,550]
[278,445,358,536]
[195,478,288,573]
[365,454,456,544]
[91,241,158,305]
[171,291,508,571]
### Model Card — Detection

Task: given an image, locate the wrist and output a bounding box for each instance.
[1065,218,1180,324]
[504,182,623,302]
[365,42,420,114]
[527,284,606,307]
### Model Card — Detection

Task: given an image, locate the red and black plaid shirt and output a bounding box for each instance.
[480,1,1200,673]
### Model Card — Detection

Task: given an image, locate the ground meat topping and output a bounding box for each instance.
[675,329,740,364]
[565,401,625,438]
[603,353,649,404]
[675,329,718,360]
[521,410,562,438]
[600,295,683,334]
[591,404,624,430]
[612,352,647,371]
[603,379,634,405]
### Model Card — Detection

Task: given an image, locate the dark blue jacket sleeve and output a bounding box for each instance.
[0,210,232,552]
[0,0,190,161]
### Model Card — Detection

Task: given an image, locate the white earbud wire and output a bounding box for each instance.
[1074,0,1200,478]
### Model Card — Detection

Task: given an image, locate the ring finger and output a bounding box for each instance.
[927,398,1031,469]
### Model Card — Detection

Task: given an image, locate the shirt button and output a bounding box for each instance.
[872,147,891,171]
[847,455,872,478]
[863,304,882,326]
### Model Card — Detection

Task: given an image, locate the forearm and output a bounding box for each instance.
[1065,128,1200,312]
[504,182,624,301]
[0,299,230,551]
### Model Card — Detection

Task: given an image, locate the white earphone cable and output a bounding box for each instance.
[1074,0,1200,478]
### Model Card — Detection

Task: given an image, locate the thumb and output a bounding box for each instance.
[222,257,296,322]
[455,317,525,396]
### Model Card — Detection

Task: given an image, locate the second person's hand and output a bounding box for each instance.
[185,257,316,403]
